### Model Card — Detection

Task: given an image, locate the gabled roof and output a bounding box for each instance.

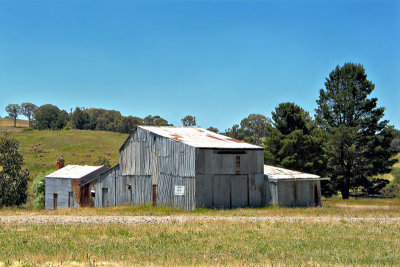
[46,165,108,179]
[264,165,328,181]
[134,126,263,150]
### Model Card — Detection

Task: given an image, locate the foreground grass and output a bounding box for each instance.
[0,220,399,265]
[1,199,400,218]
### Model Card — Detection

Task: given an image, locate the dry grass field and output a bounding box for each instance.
[0,199,399,266]
[0,118,29,133]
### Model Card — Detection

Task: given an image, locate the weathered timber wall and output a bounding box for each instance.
[269,179,321,207]
[120,128,196,178]
[195,149,265,209]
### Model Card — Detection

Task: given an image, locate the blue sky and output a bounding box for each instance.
[0,0,399,131]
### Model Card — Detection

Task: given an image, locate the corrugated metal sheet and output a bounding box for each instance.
[264,165,328,181]
[46,165,106,179]
[120,128,196,177]
[136,126,263,150]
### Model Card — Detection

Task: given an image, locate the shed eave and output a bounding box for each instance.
[266,176,330,182]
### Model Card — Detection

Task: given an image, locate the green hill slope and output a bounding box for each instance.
[9,129,129,179]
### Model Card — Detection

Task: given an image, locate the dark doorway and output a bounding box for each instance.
[102,188,109,207]
[314,184,320,206]
[53,194,58,210]
[68,192,74,207]
[153,185,157,207]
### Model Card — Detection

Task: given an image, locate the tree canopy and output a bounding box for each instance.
[33,104,68,130]
[264,102,326,177]
[315,63,398,199]
[5,104,21,127]
[0,134,30,207]
[181,115,196,127]
[240,114,271,145]
[21,102,37,126]
[207,126,219,133]
[143,115,170,126]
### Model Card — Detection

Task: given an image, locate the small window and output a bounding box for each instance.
[91,189,95,198]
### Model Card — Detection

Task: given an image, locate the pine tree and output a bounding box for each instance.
[315,63,398,199]
[264,102,326,177]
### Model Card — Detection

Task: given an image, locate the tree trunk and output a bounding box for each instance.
[341,187,350,199]
[13,117,16,127]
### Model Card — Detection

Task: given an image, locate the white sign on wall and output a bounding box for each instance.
[174,185,185,196]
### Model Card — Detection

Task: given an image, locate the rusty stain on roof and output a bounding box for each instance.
[138,126,263,149]
[226,138,245,143]
[206,134,224,141]
[170,133,183,142]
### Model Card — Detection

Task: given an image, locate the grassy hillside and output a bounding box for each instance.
[0,117,29,133]
[378,153,400,181]
[9,129,128,179]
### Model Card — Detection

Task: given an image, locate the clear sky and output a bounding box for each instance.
[0,0,399,131]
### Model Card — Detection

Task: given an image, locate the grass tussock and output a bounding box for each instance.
[0,220,399,265]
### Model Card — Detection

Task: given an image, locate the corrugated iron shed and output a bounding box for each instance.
[264,165,328,181]
[126,126,263,150]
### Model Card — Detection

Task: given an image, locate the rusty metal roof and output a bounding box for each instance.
[46,165,108,179]
[138,126,263,149]
[264,165,327,181]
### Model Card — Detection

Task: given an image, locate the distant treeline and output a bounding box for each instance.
[70,107,171,133]
[3,103,173,133]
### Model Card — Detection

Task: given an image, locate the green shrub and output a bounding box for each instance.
[32,169,54,208]
[62,122,71,131]
[381,176,400,198]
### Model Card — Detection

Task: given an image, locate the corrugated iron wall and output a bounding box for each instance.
[268,179,322,207]
[120,128,196,178]
[97,128,196,210]
[194,149,265,209]
[45,178,80,209]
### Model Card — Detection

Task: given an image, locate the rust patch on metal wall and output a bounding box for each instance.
[71,180,94,207]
